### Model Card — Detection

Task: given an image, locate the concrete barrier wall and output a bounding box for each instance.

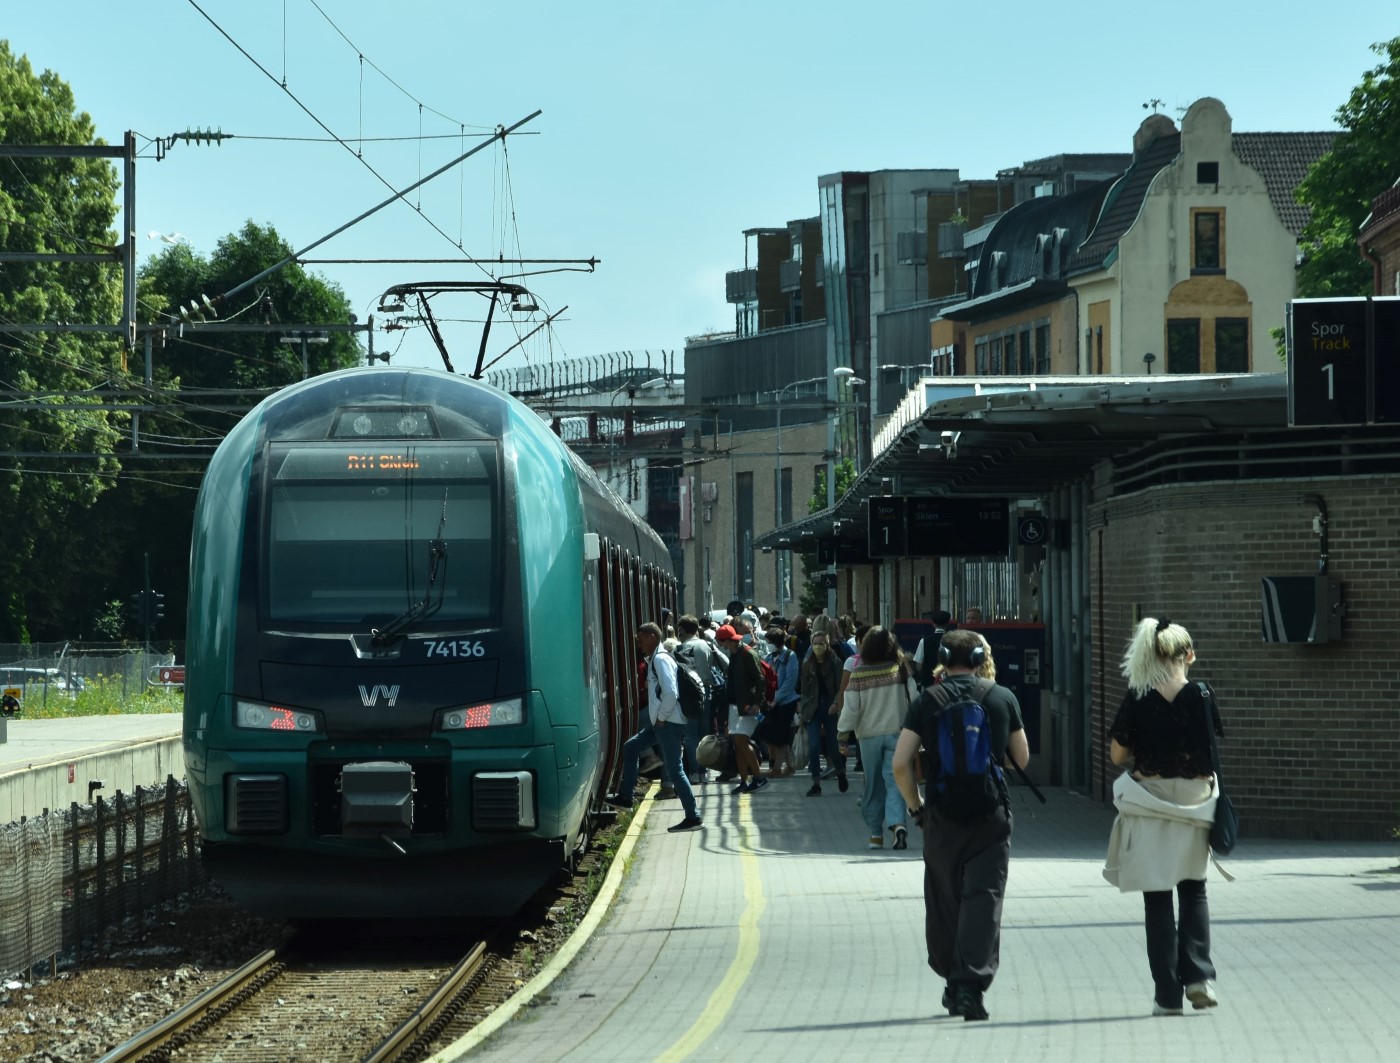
[0,736,186,824]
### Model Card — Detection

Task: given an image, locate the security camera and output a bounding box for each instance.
[940,429,960,459]
[940,430,956,446]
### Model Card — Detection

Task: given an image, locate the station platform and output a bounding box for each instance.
[439,772,1400,1062]
[0,713,184,823]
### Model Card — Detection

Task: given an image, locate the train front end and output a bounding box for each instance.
[183,368,596,918]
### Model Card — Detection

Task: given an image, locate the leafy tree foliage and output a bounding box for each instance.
[1,37,363,641]
[797,459,856,616]
[141,221,362,392]
[1296,37,1400,297]
[81,223,365,645]
[0,41,126,641]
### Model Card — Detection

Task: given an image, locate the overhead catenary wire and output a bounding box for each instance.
[185,0,528,289]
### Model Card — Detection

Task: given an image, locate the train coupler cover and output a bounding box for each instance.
[338,760,415,837]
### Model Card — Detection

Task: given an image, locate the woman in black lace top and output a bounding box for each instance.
[1103,618,1222,1017]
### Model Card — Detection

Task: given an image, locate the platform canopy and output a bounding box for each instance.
[755,374,1289,551]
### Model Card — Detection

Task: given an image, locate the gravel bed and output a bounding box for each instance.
[2,812,630,1062]
[0,886,290,1062]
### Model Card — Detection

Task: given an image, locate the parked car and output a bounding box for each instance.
[0,667,82,709]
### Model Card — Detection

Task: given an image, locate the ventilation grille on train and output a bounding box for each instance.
[472,772,536,832]
[225,774,289,835]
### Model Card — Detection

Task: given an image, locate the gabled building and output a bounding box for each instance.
[931,99,1334,378]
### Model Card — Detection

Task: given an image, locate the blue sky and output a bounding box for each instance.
[4,1,1395,374]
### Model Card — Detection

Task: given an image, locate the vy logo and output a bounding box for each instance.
[358,684,400,707]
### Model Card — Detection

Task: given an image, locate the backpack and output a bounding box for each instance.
[924,678,1006,822]
[656,650,706,720]
[916,629,946,690]
[758,654,778,704]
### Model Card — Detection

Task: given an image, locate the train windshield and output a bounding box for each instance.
[263,442,498,630]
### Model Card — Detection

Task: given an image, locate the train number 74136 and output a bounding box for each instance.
[424,640,487,658]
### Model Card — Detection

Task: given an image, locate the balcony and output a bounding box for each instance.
[897,230,928,266]
[937,221,968,259]
[725,268,758,304]
[778,259,802,293]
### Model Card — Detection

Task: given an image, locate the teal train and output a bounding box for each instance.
[183,367,675,918]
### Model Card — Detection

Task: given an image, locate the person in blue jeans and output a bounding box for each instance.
[606,622,703,833]
[837,627,912,850]
[673,616,715,783]
[799,631,847,795]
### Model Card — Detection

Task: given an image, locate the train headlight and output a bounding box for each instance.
[235,700,323,733]
[437,697,524,731]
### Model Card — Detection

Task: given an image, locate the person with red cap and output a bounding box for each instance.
[713,624,767,793]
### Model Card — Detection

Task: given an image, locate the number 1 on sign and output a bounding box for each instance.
[883,527,889,544]
[1321,362,1334,401]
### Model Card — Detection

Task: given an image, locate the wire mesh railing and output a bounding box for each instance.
[1,777,204,979]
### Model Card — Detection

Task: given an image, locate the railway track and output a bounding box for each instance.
[96,939,491,1063]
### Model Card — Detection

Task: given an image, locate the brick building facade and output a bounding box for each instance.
[1090,476,1400,840]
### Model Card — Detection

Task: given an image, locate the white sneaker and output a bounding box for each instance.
[1152,1001,1183,1016]
[1185,981,1218,1009]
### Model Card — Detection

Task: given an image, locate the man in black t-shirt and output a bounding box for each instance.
[893,629,1029,1022]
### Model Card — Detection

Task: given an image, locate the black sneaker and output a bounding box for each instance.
[954,986,988,1021]
[806,783,822,796]
[603,793,633,809]
[748,776,770,793]
[941,984,956,1015]
[667,816,704,833]
[837,774,849,793]
[731,781,749,794]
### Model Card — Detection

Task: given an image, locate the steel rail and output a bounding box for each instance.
[93,948,283,1062]
[362,941,489,1063]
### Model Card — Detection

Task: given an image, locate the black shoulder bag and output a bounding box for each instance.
[1198,680,1238,855]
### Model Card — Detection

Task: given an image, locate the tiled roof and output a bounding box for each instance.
[1231,132,1336,237]
[1065,133,1180,275]
[1360,178,1400,233]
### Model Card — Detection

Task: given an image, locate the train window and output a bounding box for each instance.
[262,442,498,629]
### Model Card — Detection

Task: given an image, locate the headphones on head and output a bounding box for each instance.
[938,638,986,669]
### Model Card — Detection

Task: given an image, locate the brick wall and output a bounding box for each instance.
[1091,477,1400,840]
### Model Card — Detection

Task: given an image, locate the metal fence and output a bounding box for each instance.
[0,644,180,704]
[952,558,1021,621]
[0,777,203,979]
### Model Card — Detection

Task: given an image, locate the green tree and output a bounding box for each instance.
[797,459,856,616]
[83,222,365,645]
[1296,37,1400,298]
[141,221,362,391]
[0,41,126,641]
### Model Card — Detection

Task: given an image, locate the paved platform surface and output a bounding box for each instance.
[0,713,183,774]
[454,773,1400,1062]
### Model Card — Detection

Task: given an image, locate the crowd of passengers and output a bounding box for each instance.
[606,601,990,852]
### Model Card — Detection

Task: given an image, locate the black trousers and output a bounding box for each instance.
[1143,879,1215,1008]
[921,808,1011,992]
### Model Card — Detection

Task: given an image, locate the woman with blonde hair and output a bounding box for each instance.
[1103,617,1223,1017]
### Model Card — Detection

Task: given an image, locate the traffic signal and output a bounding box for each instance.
[151,593,166,626]
[128,591,148,627]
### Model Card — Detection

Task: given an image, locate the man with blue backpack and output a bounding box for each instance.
[893,629,1029,1023]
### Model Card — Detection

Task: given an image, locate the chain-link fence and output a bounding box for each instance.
[0,644,182,708]
[0,777,203,979]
